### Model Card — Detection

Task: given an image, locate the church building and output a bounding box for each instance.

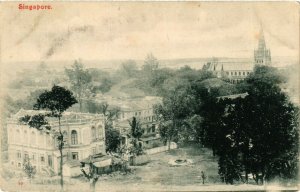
[254,29,271,65]
[204,28,272,83]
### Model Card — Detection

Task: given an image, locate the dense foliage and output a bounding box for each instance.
[154,65,298,184]
[128,117,144,156]
[19,85,77,191]
[65,60,92,111]
[5,54,299,186]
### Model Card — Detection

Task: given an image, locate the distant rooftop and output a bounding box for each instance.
[10,108,104,125]
[217,93,248,100]
[206,61,254,71]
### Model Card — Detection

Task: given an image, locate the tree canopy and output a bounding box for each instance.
[65,60,92,111]
[19,85,78,191]
[213,66,299,184]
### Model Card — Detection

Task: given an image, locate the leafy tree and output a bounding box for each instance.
[216,66,299,185]
[216,98,246,184]
[121,60,138,78]
[65,60,92,111]
[176,66,204,83]
[81,100,122,153]
[23,158,37,183]
[130,53,162,96]
[89,69,110,82]
[128,117,144,156]
[22,89,47,109]
[87,102,121,153]
[154,83,195,149]
[180,114,202,143]
[19,85,77,191]
[218,153,243,184]
[96,102,120,129]
[98,78,114,93]
[142,53,159,75]
[148,68,174,94]
[83,101,122,152]
[241,66,298,184]
[80,156,100,192]
[105,128,121,153]
[197,70,216,82]
[157,120,172,146]
[190,82,225,155]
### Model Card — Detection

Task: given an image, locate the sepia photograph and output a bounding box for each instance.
[0,2,299,191]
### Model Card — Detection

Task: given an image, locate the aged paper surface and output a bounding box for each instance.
[0,2,299,191]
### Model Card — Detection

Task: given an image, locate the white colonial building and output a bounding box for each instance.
[7,109,106,176]
[93,96,162,149]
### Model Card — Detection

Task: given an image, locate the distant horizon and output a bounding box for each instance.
[1,55,297,84]
[2,54,298,64]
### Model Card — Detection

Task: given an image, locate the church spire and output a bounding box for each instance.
[258,27,266,51]
[254,25,271,65]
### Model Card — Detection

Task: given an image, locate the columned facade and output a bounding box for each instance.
[7,109,106,175]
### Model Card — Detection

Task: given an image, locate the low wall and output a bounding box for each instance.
[130,143,177,165]
[145,142,177,155]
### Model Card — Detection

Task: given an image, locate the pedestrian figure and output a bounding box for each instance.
[18,174,24,190]
[201,171,206,184]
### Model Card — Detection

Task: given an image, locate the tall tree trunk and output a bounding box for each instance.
[244,170,248,184]
[212,147,216,157]
[59,116,64,192]
[59,147,63,191]
[90,179,96,192]
[243,152,248,184]
[254,173,258,185]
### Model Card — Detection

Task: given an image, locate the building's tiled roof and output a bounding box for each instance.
[206,60,254,71]
[11,109,104,124]
[220,62,254,71]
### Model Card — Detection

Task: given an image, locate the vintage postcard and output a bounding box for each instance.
[0,2,299,191]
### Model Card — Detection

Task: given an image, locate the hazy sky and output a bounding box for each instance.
[1,2,299,63]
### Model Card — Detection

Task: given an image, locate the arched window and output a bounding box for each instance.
[71,130,78,145]
[91,127,96,141]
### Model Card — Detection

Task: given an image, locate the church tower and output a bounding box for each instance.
[254,28,271,65]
